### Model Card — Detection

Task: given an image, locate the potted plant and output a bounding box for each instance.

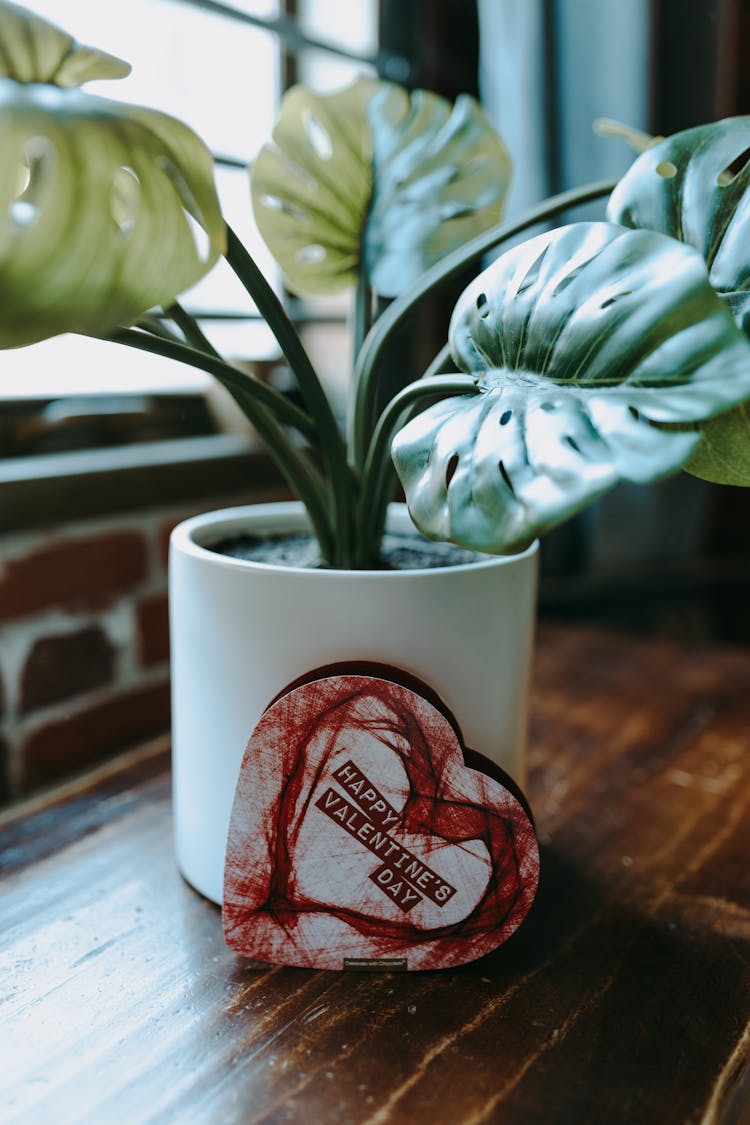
[1,4,749,907]
[392,120,750,551]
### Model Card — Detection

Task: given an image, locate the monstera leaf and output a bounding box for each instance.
[0,80,224,347]
[363,84,511,296]
[251,78,510,297]
[681,404,750,485]
[250,80,375,297]
[0,1,130,86]
[607,117,750,325]
[392,222,750,554]
[607,117,750,485]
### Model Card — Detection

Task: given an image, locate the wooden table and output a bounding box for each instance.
[2,626,749,1124]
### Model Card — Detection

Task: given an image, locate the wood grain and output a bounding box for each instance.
[1,625,749,1124]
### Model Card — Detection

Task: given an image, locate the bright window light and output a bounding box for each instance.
[0,0,281,398]
[0,0,378,402]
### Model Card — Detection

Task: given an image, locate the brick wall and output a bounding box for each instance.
[0,489,279,802]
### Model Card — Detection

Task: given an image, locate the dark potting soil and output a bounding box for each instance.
[209,530,490,571]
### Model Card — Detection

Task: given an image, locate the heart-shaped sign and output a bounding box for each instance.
[223,668,539,970]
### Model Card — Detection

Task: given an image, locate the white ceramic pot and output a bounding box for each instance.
[170,502,538,903]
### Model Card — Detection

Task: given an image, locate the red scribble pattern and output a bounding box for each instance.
[223,675,539,970]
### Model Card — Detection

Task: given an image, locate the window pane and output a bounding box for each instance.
[0,1,281,399]
[297,0,378,89]
[0,335,210,398]
[0,1,377,403]
[27,0,280,162]
[183,167,279,316]
[299,0,378,56]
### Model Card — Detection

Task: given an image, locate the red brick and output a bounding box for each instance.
[20,626,116,714]
[0,531,148,622]
[20,680,171,792]
[137,593,170,666]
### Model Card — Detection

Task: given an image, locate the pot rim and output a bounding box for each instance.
[170,501,538,580]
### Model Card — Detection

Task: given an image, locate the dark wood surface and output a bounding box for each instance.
[2,625,749,1124]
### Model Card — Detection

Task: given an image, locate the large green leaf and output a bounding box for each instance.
[251,79,375,297]
[251,78,510,298]
[607,117,750,486]
[363,84,510,297]
[0,80,225,347]
[0,1,130,86]
[607,117,750,326]
[392,222,750,554]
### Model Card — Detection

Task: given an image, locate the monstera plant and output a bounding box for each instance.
[391,219,750,552]
[391,117,750,554]
[606,118,750,489]
[0,5,225,347]
[1,0,750,566]
[0,1,517,567]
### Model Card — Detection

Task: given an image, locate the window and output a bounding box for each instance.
[0,0,379,420]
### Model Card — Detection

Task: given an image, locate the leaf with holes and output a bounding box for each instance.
[251,79,510,297]
[0,80,224,347]
[250,79,375,297]
[392,222,750,554]
[0,1,130,86]
[362,83,510,297]
[607,117,750,330]
[607,117,750,487]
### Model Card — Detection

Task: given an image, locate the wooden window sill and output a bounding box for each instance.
[1,625,748,1122]
[0,434,287,532]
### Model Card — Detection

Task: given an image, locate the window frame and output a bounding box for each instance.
[0,0,395,527]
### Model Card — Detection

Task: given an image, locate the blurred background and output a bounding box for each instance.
[1,0,749,800]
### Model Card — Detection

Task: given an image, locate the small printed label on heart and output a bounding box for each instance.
[223,667,539,970]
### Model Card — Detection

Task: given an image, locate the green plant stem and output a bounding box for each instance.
[164,301,222,357]
[158,303,322,442]
[136,314,184,344]
[350,180,616,470]
[223,224,356,565]
[355,374,479,566]
[106,327,336,559]
[222,388,336,561]
[157,303,338,558]
[353,273,372,369]
[109,325,317,442]
[357,344,459,560]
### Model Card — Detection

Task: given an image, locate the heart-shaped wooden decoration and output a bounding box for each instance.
[223,667,539,970]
